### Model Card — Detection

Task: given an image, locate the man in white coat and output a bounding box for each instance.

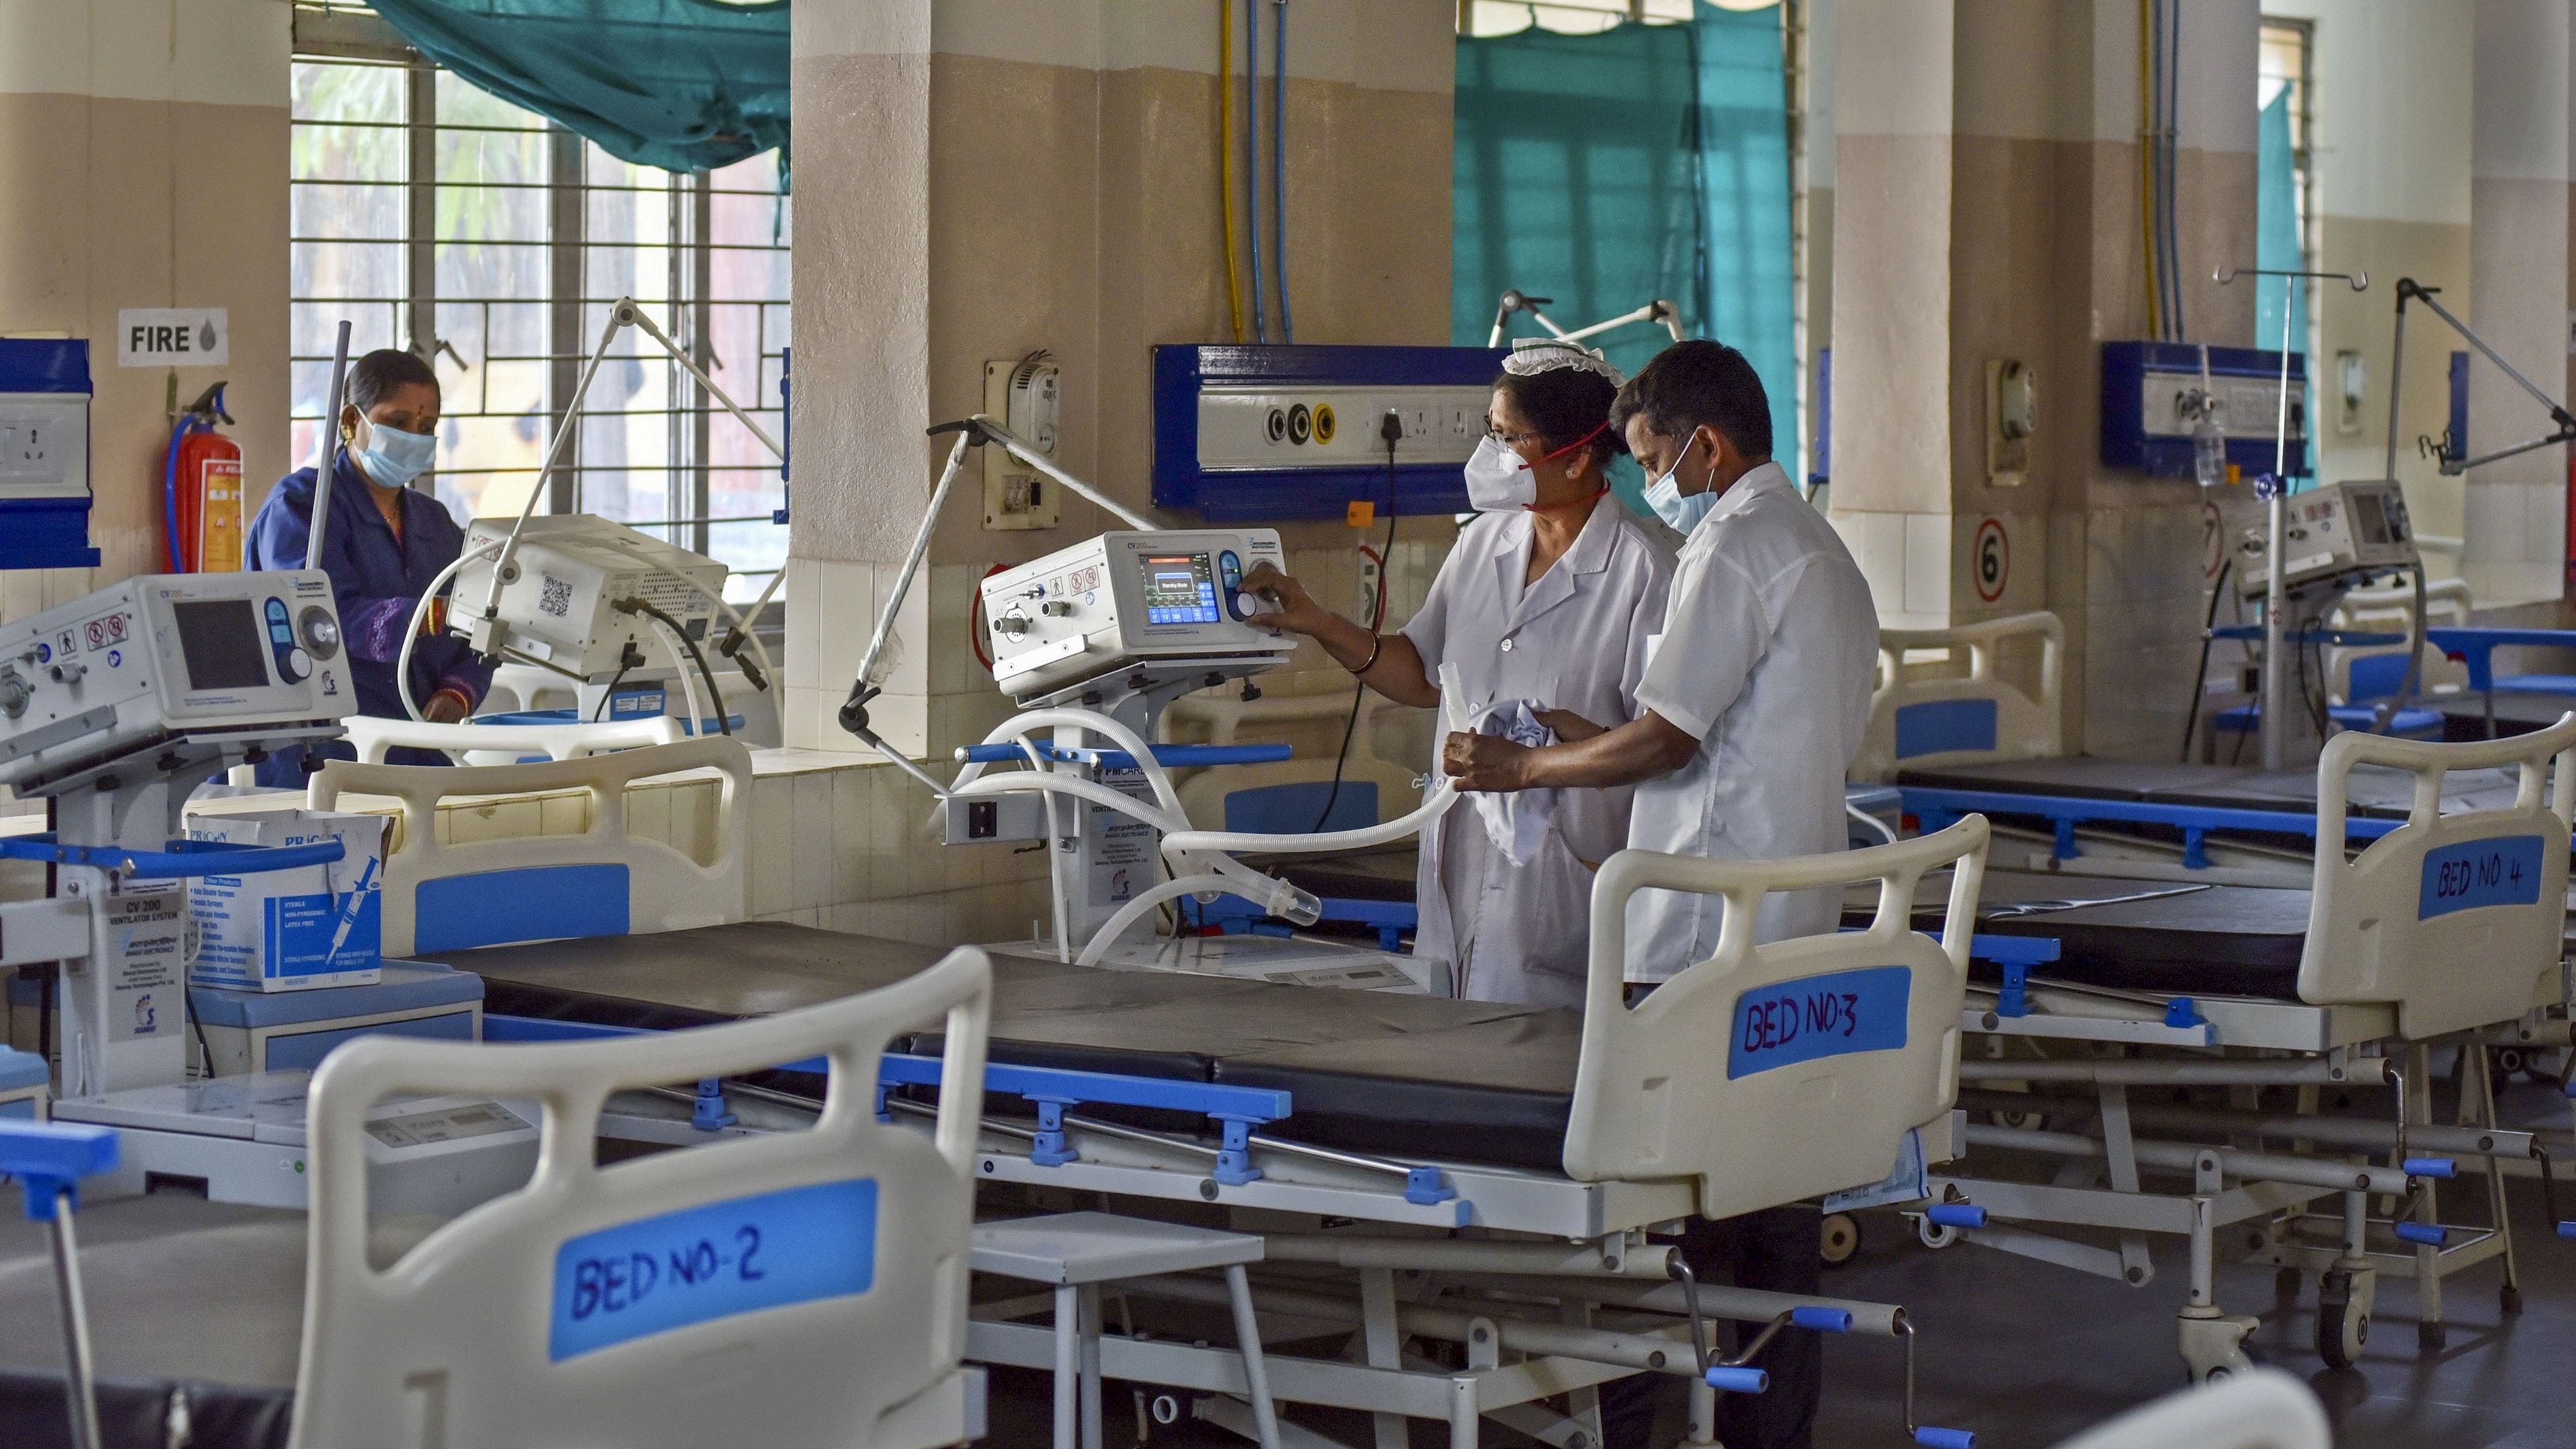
[1443,340,1878,1449]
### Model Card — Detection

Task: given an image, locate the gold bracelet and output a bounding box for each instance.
[1355,633,1384,675]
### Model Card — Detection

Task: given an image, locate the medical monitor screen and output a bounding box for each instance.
[171,599,271,690]
[2348,491,2394,546]
[1141,553,1221,625]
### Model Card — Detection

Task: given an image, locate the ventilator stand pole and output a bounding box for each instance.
[304,320,351,572]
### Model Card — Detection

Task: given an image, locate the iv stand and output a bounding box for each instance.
[2214,265,2367,771]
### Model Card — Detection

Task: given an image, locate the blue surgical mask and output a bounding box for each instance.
[1642,434,1718,534]
[349,417,438,488]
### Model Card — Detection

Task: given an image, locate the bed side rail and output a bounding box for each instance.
[1564,817,1989,1221]
[2301,712,2576,1038]
[311,736,753,956]
[1855,611,2063,781]
[290,946,990,1449]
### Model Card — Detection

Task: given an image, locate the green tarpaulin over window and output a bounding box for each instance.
[369,0,789,174]
[1453,4,1795,515]
[2254,86,2311,479]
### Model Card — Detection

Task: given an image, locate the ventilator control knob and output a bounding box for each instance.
[0,668,26,719]
[1042,600,1074,618]
[47,660,84,685]
[997,611,1031,640]
[299,605,342,660]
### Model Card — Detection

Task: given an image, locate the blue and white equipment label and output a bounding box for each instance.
[548,1177,877,1361]
[1728,965,1912,1080]
[2418,835,2545,920]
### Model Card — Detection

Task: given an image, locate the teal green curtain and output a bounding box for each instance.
[370,0,789,174]
[2255,87,2310,478]
[1452,4,1795,517]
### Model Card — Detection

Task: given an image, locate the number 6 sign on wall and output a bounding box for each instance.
[1972,518,2009,604]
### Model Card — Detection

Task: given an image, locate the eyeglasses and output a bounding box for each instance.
[1485,424,1543,449]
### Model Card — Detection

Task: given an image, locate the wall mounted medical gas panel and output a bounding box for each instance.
[0,339,98,570]
[2100,342,2309,479]
[1153,345,1511,520]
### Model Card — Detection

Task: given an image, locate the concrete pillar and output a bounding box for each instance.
[1827,0,2255,756]
[783,0,1457,760]
[0,0,291,624]
[2465,0,2570,608]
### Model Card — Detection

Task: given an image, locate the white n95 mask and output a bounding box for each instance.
[1462,435,1536,512]
[1642,434,1719,534]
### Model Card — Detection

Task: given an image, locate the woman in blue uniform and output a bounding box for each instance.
[245,349,490,783]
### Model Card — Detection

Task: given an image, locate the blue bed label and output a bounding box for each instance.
[548,1177,877,1361]
[1728,966,1912,1080]
[2418,835,2545,920]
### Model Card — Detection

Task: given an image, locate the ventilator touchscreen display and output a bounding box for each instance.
[171,598,270,690]
[1142,553,1220,624]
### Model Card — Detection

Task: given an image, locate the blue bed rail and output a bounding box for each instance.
[1900,786,2397,870]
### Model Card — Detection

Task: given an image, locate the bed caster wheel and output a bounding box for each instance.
[2500,1284,2523,1316]
[1821,1212,1863,1267]
[2178,1312,2258,1385]
[2416,1320,2447,1352]
[2314,1269,2369,1370]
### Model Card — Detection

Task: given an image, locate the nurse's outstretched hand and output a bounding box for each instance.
[1444,729,1533,793]
[1237,563,1329,636]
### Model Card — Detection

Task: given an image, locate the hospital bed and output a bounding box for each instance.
[0,949,995,1449]
[416,819,1999,1449]
[1853,611,2064,783]
[2050,1371,2327,1449]
[307,735,753,957]
[342,711,687,766]
[1909,715,2576,1377]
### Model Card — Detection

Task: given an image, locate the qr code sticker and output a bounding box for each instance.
[538,575,573,619]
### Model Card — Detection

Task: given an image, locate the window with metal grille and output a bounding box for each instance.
[290,39,788,604]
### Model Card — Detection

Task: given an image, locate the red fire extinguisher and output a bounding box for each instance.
[163,383,243,572]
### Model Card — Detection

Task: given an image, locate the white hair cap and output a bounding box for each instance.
[1503,338,1624,386]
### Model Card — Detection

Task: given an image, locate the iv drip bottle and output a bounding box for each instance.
[2192,407,2228,488]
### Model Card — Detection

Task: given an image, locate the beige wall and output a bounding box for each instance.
[1823,0,2258,757]
[785,0,1459,763]
[0,0,292,625]
[784,0,1459,933]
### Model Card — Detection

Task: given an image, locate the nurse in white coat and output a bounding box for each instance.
[1239,345,1674,1004]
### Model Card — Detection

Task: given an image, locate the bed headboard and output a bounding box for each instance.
[343,714,687,767]
[2301,712,2576,1038]
[290,947,991,1449]
[1563,817,1989,1222]
[311,736,753,957]
[1853,611,2063,782]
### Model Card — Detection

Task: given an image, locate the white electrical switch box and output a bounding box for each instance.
[984,356,1063,531]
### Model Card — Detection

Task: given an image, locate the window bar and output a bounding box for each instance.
[547,124,586,516]
[404,61,438,492]
[690,170,717,558]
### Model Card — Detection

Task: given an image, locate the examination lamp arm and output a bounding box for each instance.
[2385,277,2576,479]
[473,297,790,655]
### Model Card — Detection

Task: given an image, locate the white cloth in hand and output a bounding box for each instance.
[1468,698,1559,865]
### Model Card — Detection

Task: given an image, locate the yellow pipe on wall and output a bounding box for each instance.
[2138,0,2159,341]
[1220,0,1247,343]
